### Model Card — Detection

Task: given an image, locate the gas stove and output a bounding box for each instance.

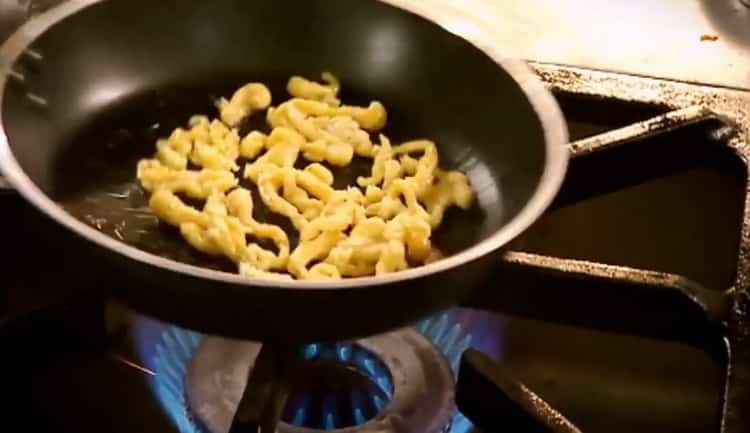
[3,61,749,433]
[2,3,750,433]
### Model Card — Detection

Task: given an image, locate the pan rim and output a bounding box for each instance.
[0,0,569,290]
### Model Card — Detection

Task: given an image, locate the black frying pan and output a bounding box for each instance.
[0,0,568,344]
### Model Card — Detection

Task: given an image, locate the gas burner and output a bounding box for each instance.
[283,343,394,429]
[281,343,393,430]
[186,329,454,433]
[134,309,495,433]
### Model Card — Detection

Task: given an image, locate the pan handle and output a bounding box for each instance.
[466,105,739,358]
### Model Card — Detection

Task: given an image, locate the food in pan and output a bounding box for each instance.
[136,74,474,280]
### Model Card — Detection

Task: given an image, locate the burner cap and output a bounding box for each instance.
[186,329,454,433]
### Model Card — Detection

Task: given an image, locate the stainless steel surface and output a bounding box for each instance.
[3,0,748,91]
[418,0,750,89]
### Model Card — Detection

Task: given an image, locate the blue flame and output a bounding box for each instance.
[322,394,336,430]
[285,342,393,429]
[416,309,506,433]
[354,408,366,425]
[304,343,321,360]
[292,407,306,427]
[136,308,504,433]
[133,316,203,433]
[336,343,352,362]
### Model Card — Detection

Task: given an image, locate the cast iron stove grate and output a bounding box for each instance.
[452,62,750,433]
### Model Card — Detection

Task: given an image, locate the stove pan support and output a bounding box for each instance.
[457,348,582,433]
[227,344,299,433]
[458,82,750,433]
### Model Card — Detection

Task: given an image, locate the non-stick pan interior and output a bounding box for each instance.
[2,0,548,271]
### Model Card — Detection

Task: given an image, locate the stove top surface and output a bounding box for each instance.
[4,63,749,433]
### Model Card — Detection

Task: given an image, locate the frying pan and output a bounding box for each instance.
[0,0,568,344]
